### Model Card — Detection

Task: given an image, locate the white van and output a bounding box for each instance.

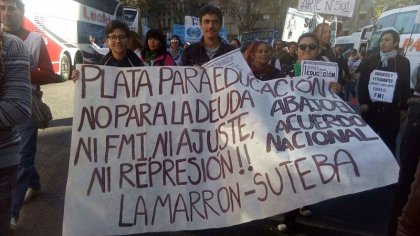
[368,5,420,90]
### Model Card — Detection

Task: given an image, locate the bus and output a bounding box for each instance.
[22,0,124,80]
[367,5,420,90]
[239,28,278,46]
[123,7,141,36]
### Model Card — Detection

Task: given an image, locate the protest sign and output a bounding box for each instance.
[298,0,356,17]
[368,70,398,103]
[301,60,339,83]
[63,51,399,236]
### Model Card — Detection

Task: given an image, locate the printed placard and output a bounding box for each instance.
[298,0,356,17]
[301,60,339,83]
[368,69,398,103]
[63,51,398,236]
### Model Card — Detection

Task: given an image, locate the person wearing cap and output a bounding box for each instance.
[181,4,235,66]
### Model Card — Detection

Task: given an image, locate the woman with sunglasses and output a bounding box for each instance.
[276,33,342,233]
[168,34,184,65]
[282,33,341,94]
[140,29,176,66]
[248,41,283,81]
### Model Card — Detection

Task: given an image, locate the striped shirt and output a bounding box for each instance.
[0,32,31,168]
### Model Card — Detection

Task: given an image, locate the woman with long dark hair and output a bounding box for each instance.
[140,29,175,66]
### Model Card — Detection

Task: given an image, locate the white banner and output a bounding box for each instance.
[302,60,339,83]
[368,69,398,103]
[63,51,398,236]
[298,0,356,17]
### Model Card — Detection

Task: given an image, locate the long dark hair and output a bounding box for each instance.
[141,29,167,58]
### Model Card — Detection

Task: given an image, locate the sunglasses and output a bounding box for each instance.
[298,43,318,51]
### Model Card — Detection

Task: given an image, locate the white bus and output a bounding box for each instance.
[22,0,124,80]
[368,5,420,90]
[123,7,141,35]
[334,25,374,58]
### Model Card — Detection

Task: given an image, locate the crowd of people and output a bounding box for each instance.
[0,0,419,235]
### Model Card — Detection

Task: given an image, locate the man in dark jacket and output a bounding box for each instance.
[313,23,349,91]
[181,4,235,66]
[358,29,411,155]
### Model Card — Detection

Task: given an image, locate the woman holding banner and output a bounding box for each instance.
[279,32,342,94]
[274,32,342,232]
[247,41,283,81]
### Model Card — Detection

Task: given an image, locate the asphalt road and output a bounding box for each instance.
[9,80,398,236]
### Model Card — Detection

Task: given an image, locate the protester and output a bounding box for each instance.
[181,4,235,66]
[0,0,62,230]
[168,34,183,65]
[127,30,143,58]
[71,20,144,81]
[270,40,286,70]
[389,75,420,235]
[230,38,241,49]
[241,41,252,62]
[0,30,31,235]
[248,41,282,80]
[345,49,362,105]
[140,29,175,66]
[280,32,342,94]
[276,33,342,233]
[358,29,411,155]
[279,41,297,68]
[90,30,143,59]
[313,23,347,94]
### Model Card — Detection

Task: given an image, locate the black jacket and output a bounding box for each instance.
[358,54,411,111]
[181,37,235,66]
[100,50,144,67]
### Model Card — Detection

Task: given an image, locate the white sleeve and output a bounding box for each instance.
[91,42,109,55]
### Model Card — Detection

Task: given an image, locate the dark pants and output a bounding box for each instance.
[12,118,41,219]
[361,102,400,155]
[0,165,18,236]
[389,102,420,235]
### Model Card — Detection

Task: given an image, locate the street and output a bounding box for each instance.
[10,81,397,236]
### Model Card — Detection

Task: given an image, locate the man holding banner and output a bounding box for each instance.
[181,4,235,66]
[358,29,411,155]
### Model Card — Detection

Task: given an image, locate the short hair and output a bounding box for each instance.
[199,5,223,24]
[297,33,320,47]
[105,20,130,37]
[288,41,297,47]
[313,23,330,35]
[128,30,143,50]
[143,29,167,56]
[3,0,25,14]
[380,29,400,49]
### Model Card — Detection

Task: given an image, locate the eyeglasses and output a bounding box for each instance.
[107,35,127,42]
[298,43,318,51]
[170,39,179,43]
